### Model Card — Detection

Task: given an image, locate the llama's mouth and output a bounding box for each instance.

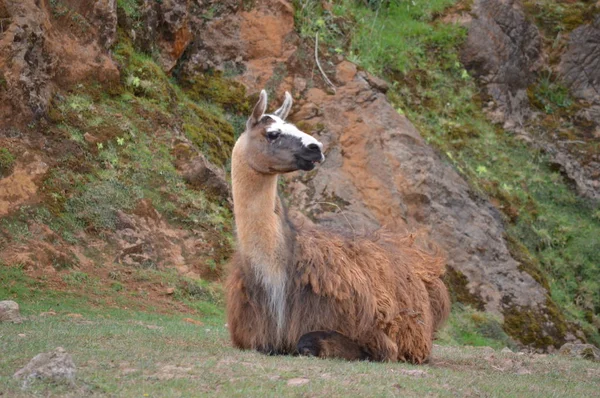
[296,154,324,171]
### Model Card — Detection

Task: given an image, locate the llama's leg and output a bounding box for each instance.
[227,267,290,355]
[226,267,265,350]
[226,269,252,349]
[297,331,371,361]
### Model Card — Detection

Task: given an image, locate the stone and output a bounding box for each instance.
[13,347,76,385]
[287,377,310,386]
[559,17,600,109]
[461,0,543,128]
[559,343,600,362]
[180,155,230,200]
[398,369,429,378]
[0,0,119,124]
[336,61,357,84]
[0,300,22,323]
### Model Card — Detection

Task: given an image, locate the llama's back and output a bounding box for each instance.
[295,225,450,334]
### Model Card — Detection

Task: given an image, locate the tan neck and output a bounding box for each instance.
[231,138,284,272]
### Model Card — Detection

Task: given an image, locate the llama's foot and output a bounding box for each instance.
[297,331,371,361]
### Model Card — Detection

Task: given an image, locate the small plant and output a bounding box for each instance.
[0,147,15,177]
[529,74,573,115]
[62,271,90,285]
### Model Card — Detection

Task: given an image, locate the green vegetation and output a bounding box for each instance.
[528,73,574,115]
[294,0,600,346]
[0,147,15,177]
[523,0,598,36]
[116,0,141,19]
[437,304,518,350]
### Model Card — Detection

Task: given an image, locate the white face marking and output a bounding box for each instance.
[265,115,324,150]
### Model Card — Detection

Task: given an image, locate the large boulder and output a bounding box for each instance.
[461,0,543,129]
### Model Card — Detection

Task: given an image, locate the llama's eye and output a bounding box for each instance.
[266,131,281,141]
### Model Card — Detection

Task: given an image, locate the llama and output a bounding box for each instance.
[226,90,450,363]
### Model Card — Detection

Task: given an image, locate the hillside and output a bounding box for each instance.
[0,0,599,394]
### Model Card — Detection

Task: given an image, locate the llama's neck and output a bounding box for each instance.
[231,139,290,333]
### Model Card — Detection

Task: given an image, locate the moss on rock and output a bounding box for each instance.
[181,102,234,167]
[443,266,486,311]
[504,233,550,291]
[502,296,568,349]
[182,71,250,115]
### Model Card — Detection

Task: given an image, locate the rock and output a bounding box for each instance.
[284,78,556,338]
[112,200,225,279]
[62,0,118,50]
[501,347,513,354]
[183,317,204,326]
[559,17,600,113]
[359,71,390,93]
[398,369,429,378]
[0,0,119,124]
[543,145,600,201]
[180,155,230,200]
[0,158,49,217]
[559,343,600,362]
[336,61,357,84]
[132,0,240,73]
[0,300,22,323]
[554,16,600,200]
[287,377,310,386]
[461,0,543,128]
[13,347,76,385]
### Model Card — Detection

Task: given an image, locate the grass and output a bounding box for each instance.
[0,147,15,177]
[1,265,599,397]
[293,0,600,345]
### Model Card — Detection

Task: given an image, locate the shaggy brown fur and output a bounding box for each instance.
[226,90,450,363]
[297,331,372,360]
[227,225,450,363]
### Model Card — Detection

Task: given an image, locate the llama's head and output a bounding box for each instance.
[238,90,324,174]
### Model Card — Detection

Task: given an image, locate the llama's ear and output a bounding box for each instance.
[273,91,293,121]
[246,90,268,131]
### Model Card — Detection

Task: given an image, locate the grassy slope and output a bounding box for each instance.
[295,0,600,345]
[2,269,599,397]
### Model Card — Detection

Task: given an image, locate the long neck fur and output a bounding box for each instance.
[231,136,291,337]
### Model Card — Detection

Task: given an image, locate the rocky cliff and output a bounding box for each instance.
[0,0,598,350]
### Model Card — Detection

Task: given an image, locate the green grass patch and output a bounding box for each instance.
[437,304,518,349]
[0,147,15,177]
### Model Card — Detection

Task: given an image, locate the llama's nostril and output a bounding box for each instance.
[307,143,320,151]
